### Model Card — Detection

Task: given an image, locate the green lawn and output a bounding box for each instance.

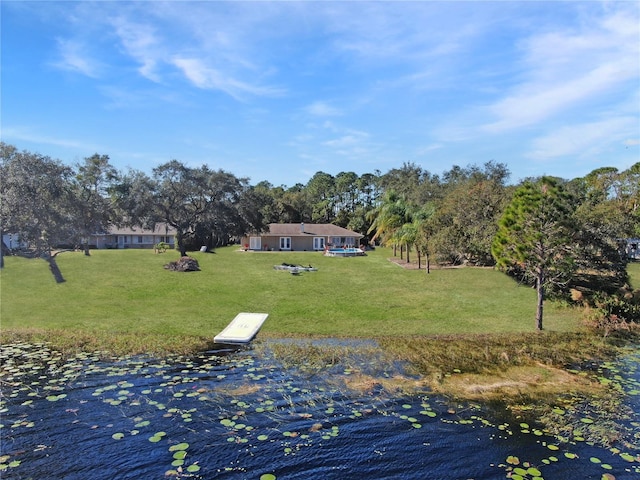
[628,261,640,288]
[1,246,582,340]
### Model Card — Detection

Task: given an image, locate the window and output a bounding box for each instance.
[249,237,262,250]
[313,237,325,250]
[329,236,353,247]
[137,236,143,244]
[279,237,291,250]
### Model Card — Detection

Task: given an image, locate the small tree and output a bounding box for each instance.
[413,204,436,273]
[492,177,577,330]
[367,190,409,255]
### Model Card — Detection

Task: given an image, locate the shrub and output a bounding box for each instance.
[583,288,640,335]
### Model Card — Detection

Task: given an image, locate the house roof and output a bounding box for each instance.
[266,223,363,238]
[103,223,177,236]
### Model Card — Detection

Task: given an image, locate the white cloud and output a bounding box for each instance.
[322,129,374,159]
[2,126,99,151]
[416,144,443,155]
[110,16,161,81]
[171,57,284,100]
[306,101,342,117]
[323,2,485,65]
[324,133,368,148]
[484,63,633,132]
[527,116,636,160]
[98,85,185,110]
[53,38,101,78]
[482,6,639,133]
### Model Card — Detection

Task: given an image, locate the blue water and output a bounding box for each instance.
[325,248,365,256]
[1,342,639,479]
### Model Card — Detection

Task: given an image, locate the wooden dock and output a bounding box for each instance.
[214,312,269,344]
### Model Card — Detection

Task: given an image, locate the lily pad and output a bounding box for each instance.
[169,442,189,451]
[172,451,187,460]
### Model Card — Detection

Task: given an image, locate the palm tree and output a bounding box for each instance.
[393,203,436,268]
[411,204,436,272]
[396,221,418,263]
[367,190,409,255]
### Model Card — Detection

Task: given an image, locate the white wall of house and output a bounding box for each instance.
[626,239,640,260]
[2,233,28,249]
[92,227,175,249]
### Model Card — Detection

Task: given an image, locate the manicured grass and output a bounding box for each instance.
[1,246,581,344]
[628,261,640,288]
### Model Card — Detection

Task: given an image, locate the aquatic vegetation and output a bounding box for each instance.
[1,341,639,479]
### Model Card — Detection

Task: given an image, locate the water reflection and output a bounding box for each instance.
[1,342,638,479]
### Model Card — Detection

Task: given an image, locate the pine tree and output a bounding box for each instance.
[492,177,577,330]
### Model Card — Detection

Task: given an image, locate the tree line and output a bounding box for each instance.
[1,142,638,329]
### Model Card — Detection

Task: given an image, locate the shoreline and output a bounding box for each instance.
[2,327,638,447]
[2,327,636,401]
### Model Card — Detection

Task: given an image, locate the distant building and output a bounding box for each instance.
[90,224,176,249]
[624,238,640,261]
[1,233,28,250]
[241,223,363,251]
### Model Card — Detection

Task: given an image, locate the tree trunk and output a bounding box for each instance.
[46,255,66,283]
[0,228,4,269]
[426,253,430,274]
[176,231,187,257]
[417,249,421,269]
[536,270,544,330]
[83,242,91,256]
[406,245,410,263]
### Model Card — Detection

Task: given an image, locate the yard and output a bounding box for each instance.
[0,246,587,354]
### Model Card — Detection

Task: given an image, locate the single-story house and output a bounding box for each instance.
[90,224,176,249]
[242,223,363,251]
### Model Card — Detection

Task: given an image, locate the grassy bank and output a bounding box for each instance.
[2,249,638,443]
[1,246,582,349]
[1,248,636,360]
[2,247,636,361]
[2,246,635,381]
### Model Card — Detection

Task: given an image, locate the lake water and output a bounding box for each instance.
[1,341,639,479]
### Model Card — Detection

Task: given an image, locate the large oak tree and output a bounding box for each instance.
[72,154,118,256]
[0,143,76,282]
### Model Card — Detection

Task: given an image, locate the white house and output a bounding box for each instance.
[90,224,176,249]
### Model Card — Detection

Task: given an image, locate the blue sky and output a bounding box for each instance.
[2,1,639,187]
